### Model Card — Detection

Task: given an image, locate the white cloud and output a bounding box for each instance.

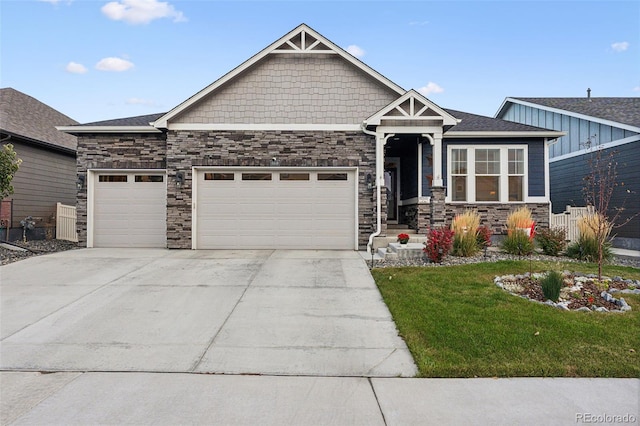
[611,41,629,52]
[65,62,88,74]
[346,45,365,58]
[95,57,135,71]
[418,82,444,96]
[101,0,187,25]
[633,86,640,92]
[409,21,429,26]
[126,97,158,106]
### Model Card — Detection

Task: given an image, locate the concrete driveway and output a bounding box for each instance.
[0,249,416,377]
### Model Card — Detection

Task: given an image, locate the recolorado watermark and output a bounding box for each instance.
[576,413,637,423]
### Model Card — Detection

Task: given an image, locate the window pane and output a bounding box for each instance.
[317,173,348,181]
[242,173,272,181]
[508,149,524,175]
[475,149,500,175]
[205,173,234,181]
[451,149,467,174]
[280,173,309,181]
[135,175,163,182]
[476,176,499,201]
[509,176,523,201]
[99,175,127,182]
[452,176,467,201]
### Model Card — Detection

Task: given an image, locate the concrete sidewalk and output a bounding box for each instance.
[2,372,637,425]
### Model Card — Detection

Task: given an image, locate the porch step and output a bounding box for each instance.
[386,242,425,259]
[372,234,426,251]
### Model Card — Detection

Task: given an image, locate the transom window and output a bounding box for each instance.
[317,173,348,181]
[448,146,526,203]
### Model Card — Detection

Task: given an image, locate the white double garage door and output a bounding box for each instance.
[90,168,358,249]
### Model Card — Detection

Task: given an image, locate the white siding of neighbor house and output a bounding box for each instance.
[173,54,400,125]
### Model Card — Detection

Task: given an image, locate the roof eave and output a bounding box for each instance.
[444,131,566,139]
[1,130,76,155]
[56,126,163,135]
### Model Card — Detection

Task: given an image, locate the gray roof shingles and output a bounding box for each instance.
[81,112,167,127]
[0,87,78,151]
[445,109,555,133]
[511,97,640,128]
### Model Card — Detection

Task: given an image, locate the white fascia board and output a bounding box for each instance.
[494,97,512,118]
[444,131,566,138]
[167,123,363,132]
[153,24,406,129]
[56,126,162,134]
[499,98,640,133]
[549,134,640,163]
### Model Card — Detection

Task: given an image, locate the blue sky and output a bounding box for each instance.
[2,0,638,123]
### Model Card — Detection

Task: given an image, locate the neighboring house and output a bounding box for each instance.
[0,88,78,240]
[496,96,640,250]
[60,24,563,251]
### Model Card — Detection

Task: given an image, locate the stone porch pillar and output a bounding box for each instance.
[430,186,446,227]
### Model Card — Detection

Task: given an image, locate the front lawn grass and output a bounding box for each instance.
[372,261,640,378]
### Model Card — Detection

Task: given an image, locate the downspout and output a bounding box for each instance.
[361,121,394,254]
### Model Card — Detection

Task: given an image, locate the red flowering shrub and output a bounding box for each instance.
[476,225,493,248]
[423,227,454,263]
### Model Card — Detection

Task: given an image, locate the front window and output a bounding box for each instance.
[451,149,467,202]
[475,149,500,201]
[448,146,527,202]
[508,149,524,201]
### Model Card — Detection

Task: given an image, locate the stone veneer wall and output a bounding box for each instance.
[166,130,376,249]
[76,133,167,245]
[417,201,550,235]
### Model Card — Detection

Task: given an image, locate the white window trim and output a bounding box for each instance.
[446,145,529,203]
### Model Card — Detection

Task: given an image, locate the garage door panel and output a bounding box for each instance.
[196,169,356,249]
[93,172,166,248]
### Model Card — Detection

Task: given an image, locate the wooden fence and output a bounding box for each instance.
[56,202,78,242]
[549,205,594,242]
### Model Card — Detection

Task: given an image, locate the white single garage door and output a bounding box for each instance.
[195,169,357,249]
[92,171,167,248]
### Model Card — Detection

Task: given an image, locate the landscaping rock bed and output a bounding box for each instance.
[370,249,640,269]
[494,271,638,312]
[0,240,79,266]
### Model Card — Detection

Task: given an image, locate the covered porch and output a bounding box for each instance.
[363,90,459,252]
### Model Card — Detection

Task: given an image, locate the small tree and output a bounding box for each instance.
[0,143,22,199]
[581,135,637,279]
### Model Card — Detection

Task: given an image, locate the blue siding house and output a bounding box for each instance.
[496,96,640,250]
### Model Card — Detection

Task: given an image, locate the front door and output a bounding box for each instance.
[384,159,399,222]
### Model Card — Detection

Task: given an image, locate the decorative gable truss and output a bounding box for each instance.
[365,89,459,131]
[272,29,335,54]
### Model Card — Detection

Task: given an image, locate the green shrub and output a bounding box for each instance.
[535,227,567,256]
[540,270,564,302]
[452,232,480,257]
[501,229,534,255]
[566,236,612,263]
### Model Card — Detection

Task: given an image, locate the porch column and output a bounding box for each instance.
[432,133,443,187]
[417,141,422,197]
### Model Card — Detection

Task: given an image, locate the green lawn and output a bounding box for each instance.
[371,261,640,378]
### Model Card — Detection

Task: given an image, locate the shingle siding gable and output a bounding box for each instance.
[173,54,400,125]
